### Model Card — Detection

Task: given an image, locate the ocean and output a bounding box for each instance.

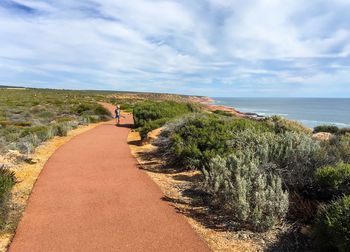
[212,97,350,129]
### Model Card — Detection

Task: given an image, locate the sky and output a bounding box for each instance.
[0,0,350,97]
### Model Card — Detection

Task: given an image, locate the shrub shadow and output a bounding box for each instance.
[116,123,134,129]
[136,149,182,174]
[160,179,240,232]
[160,168,311,251]
[265,226,311,252]
[127,139,142,146]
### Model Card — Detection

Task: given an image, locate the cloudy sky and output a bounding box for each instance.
[0,0,350,97]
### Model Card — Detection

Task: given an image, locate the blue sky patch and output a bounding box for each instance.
[0,0,349,97]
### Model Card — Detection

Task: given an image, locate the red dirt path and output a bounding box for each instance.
[9,104,209,252]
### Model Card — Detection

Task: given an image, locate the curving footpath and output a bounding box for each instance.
[9,104,209,252]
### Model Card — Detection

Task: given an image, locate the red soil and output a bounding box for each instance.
[206,104,244,117]
[187,96,244,117]
[9,104,209,252]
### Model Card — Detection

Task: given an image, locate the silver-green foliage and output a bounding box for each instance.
[203,152,289,231]
[228,129,321,190]
[6,121,79,154]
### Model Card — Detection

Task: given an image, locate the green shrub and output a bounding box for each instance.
[54,124,68,137]
[38,110,55,119]
[0,121,11,127]
[265,115,312,134]
[20,126,49,139]
[339,128,350,135]
[315,163,350,198]
[73,103,93,115]
[314,125,339,134]
[0,121,32,127]
[313,196,350,252]
[120,103,134,112]
[139,118,168,139]
[94,105,112,117]
[0,166,15,206]
[323,134,350,164]
[133,101,199,139]
[13,122,32,127]
[212,110,234,117]
[0,88,115,154]
[158,113,321,185]
[203,153,289,231]
[0,166,16,225]
[228,129,322,191]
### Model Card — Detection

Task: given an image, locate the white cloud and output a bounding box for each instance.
[0,0,349,96]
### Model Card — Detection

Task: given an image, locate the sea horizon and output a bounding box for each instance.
[212,97,350,129]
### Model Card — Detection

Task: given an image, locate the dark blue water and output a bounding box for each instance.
[213,98,350,128]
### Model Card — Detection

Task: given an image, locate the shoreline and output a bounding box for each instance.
[188,96,264,119]
[191,97,350,128]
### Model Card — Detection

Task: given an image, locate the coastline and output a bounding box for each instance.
[188,96,263,119]
[198,97,350,129]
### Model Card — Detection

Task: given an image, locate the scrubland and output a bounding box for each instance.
[132,101,350,251]
[1,87,350,251]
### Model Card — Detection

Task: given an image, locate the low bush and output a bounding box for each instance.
[120,103,135,112]
[315,163,350,198]
[4,121,79,154]
[0,166,15,206]
[265,115,312,134]
[313,195,350,252]
[0,121,32,127]
[94,105,112,117]
[0,166,16,225]
[203,153,289,231]
[139,118,169,139]
[228,129,322,191]
[0,121,11,127]
[339,128,350,135]
[0,89,112,155]
[53,123,69,137]
[159,114,321,191]
[133,101,199,139]
[13,122,32,127]
[73,103,93,115]
[323,134,350,164]
[314,125,339,134]
[157,113,273,170]
[212,110,234,117]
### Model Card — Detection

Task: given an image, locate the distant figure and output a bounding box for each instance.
[115,105,121,125]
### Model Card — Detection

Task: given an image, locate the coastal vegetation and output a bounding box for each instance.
[133,101,200,139]
[0,89,192,155]
[0,88,197,234]
[313,195,350,252]
[315,163,350,199]
[314,124,350,135]
[0,89,114,155]
[0,89,114,230]
[0,166,15,226]
[1,88,350,250]
[150,108,350,249]
[212,109,235,117]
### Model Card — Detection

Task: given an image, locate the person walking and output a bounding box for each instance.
[115,105,121,126]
